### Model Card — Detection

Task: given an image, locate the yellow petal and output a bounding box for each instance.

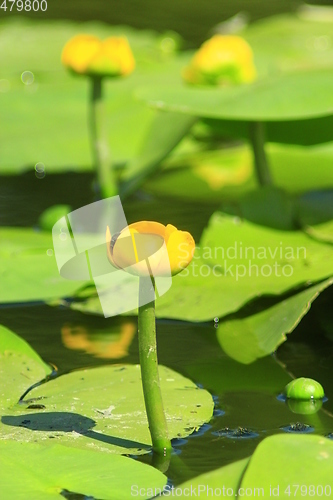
[183,34,256,86]
[129,221,166,238]
[166,230,195,276]
[61,35,101,74]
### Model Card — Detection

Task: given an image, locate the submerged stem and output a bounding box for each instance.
[138,276,172,456]
[89,77,117,197]
[249,121,273,187]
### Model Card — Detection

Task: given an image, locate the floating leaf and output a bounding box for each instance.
[0,325,51,410]
[217,278,333,364]
[0,441,167,499]
[0,364,214,455]
[139,66,333,121]
[144,142,333,202]
[0,228,88,303]
[241,434,332,494]
[0,18,189,174]
[169,434,333,498]
[72,212,333,322]
[161,458,249,498]
[306,220,333,244]
[138,13,333,144]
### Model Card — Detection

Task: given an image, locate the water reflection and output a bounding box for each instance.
[61,319,137,359]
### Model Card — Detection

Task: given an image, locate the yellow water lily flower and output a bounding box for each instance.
[106,221,195,277]
[183,34,256,86]
[61,34,135,77]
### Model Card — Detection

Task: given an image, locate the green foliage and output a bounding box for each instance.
[0,18,192,181]
[216,279,333,364]
[0,441,167,499]
[170,434,333,498]
[144,142,333,201]
[138,12,333,146]
[0,325,51,409]
[0,228,87,303]
[1,362,214,454]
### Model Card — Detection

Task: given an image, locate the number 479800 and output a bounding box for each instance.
[0,0,47,11]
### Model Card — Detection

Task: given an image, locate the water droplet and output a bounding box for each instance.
[59,233,67,241]
[46,249,53,256]
[35,162,45,173]
[0,79,10,93]
[21,71,34,85]
[214,317,219,323]
[35,162,45,179]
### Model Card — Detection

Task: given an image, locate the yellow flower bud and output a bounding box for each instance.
[61,34,135,77]
[106,221,195,277]
[183,35,256,86]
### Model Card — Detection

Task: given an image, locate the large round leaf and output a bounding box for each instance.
[0,441,167,499]
[138,13,333,144]
[162,458,249,498]
[241,434,332,494]
[0,364,214,455]
[0,228,88,303]
[139,66,333,121]
[168,434,333,498]
[75,212,333,321]
[144,142,333,202]
[0,325,51,410]
[217,278,333,364]
[0,18,190,174]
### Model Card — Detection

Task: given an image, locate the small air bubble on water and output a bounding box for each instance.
[35,162,45,173]
[21,71,34,85]
[35,162,45,179]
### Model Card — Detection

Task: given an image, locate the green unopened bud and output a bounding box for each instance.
[284,378,325,401]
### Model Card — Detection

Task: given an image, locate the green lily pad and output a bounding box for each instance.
[0,18,190,176]
[243,12,333,77]
[0,441,167,499]
[0,228,88,303]
[138,12,333,121]
[217,278,333,364]
[139,66,333,122]
[241,434,332,494]
[162,458,249,498]
[138,13,333,145]
[158,213,333,320]
[72,212,333,322]
[144,142,333,202]
[170,434,333,498]
[0,364,214,455]
[306,220,333,244]
[0,325,51,410]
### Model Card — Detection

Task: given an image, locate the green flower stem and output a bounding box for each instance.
[89,76,117,198]
[138,276,172,456]
[249,121,273,186]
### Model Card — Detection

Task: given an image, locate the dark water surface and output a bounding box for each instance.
[11,0,333,46]
[0,171,332,497]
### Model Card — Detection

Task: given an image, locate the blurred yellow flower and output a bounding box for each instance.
[183,34,256,86]
[106,221,195,277]
[61,34,135,77]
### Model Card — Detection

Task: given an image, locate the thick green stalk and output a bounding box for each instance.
[138,276,172,456]
[249,121,273,186]
[89,77,117,198]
